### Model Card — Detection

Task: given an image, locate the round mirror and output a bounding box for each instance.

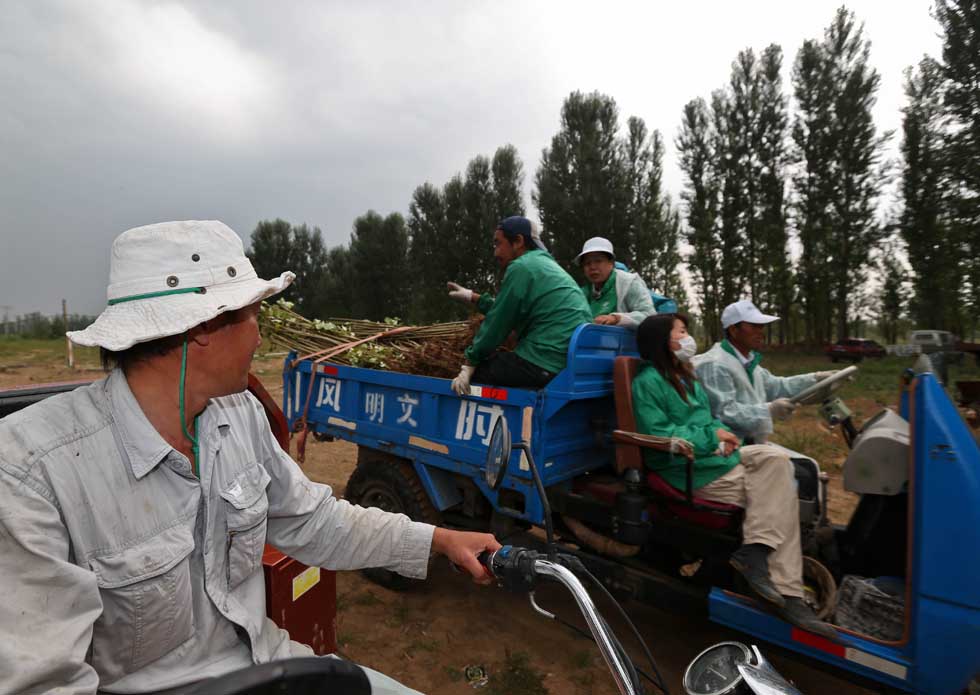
[485,416,511,490]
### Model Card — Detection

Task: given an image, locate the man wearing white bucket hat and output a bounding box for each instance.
[693,299,838,443]
[0,220,499,694]
[574,237,657,329]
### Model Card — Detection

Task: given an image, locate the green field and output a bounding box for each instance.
[763,351,979,404]
[0,336,101,369]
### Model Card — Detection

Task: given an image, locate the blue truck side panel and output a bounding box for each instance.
[283,324,639,525]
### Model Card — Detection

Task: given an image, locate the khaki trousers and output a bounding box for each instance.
[695,444,804,598]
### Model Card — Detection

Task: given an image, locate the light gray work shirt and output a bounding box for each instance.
[0,369,435,694]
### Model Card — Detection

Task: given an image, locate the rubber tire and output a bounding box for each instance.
[344,456,441,590]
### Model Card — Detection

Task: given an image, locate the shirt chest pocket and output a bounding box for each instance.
[88,523,195,682]
[221,463,271,589]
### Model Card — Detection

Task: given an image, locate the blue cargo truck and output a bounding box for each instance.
[283,323,980,694]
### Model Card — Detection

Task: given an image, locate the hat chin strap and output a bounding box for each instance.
[179,338,200,477]
[106,287,205,477]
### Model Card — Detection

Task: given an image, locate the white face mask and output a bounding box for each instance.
[673,335,698,362]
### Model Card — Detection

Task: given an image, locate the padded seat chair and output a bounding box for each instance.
[611,356,741,531]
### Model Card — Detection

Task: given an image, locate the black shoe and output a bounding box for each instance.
[780,597,840,642]
[730,544,785,608]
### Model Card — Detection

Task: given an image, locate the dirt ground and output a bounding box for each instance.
[0,351,876,694]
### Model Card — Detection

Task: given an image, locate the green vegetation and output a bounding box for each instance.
[568,649,594,669]
[486,650,548,695]
[349,590,383,608]
[0,337,100,369]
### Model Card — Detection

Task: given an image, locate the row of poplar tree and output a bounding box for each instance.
[247,2,980,344]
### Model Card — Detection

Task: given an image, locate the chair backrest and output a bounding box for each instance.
[613,356,644,474]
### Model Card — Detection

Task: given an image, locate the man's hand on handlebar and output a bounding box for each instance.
[432,528,502,585]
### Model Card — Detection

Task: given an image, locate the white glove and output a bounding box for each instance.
[768,397,797,421]
[813,370,839,381]
[447,281,474,304]
[451,365,476,396]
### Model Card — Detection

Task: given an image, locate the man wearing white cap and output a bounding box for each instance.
[693,299,837,443]
[575,237,657,329]
[0,220,499,694]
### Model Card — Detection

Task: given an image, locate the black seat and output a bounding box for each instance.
[178,657,372,695]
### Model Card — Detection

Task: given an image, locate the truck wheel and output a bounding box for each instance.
[345,457,441,590]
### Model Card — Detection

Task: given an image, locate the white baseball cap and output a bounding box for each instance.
[574,237,615,264]
[721,299,779,329]
[69,220,294,351]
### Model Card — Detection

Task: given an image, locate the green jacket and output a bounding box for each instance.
[467,250,592,374]
[631,362,740,490]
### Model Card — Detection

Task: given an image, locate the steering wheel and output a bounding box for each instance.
[790,365,858,406]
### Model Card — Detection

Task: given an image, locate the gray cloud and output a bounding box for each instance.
[0,0,939,318]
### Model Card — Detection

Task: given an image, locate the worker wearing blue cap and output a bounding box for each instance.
[446,216,592,394]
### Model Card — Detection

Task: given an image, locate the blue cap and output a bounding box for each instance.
[498,216,547,252]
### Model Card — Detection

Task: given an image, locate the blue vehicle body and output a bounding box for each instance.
[709,371,980,693]
[283,324,980,694]
[284,324,637,525]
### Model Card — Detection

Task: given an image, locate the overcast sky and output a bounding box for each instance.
[0,0,942,318]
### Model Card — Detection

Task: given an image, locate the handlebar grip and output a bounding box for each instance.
[477,550,495,576]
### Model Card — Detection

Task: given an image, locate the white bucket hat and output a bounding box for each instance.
[721,299,779,329]
[69,220,295,351]
[575,237,615,264]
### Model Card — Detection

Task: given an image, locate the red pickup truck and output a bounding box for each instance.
[825,338,886,362]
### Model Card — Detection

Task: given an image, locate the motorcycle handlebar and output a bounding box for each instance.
[477,546,641,695]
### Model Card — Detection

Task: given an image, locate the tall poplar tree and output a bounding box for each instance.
[349,211,409,321]
[791,8,889,342]
[247,219,329,317]
[755,46,794,342]
[534,91,629,266]
[677,98,724,341]
[899,57,962,331]
[623,118,686,302]
[936,0,980,335]
[876,240,908,344]
[316,245,354,318]
[406,182,451,322]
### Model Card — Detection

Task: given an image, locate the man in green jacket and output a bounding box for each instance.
[446,217,592,394]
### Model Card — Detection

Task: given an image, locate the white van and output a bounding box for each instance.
[910,330,962,362]
[910,330,957,350]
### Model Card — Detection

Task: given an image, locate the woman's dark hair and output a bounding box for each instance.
[636,313,696,402]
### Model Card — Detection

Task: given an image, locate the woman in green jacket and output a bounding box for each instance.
[632,313,838,641]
